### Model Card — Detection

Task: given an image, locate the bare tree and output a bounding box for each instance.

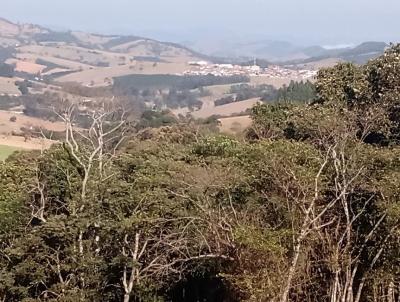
[29,165,47,223]
[52,102,129,296]
[280,146,336,302]
[328,142,391,302]
[121,189,236,302]
[55,102,127,208]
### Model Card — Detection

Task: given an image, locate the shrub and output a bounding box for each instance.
[192,135,238,157]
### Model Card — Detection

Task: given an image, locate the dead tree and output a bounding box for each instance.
[280,146,335,302]
[53,102,128,296]
[55,103,127,207]
[326,141,389,302]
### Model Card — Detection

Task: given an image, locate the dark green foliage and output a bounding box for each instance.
[271,80,316,103]
[1,46,400,302]
[33,31,79,44]
[213,81,315,107]
[214,95,235,106]
[230,83,278,102]
[0,46,15,63]
[315,62,365,106]
[113,74,249,92]
[15,80,32,95]
[192,135,238,157]
[162,89,202,109]
[0,63,15,78]
[315,45,400,144]
[214,84,278,106]
[247,103,292,140]
[0,95,23,110]
[36,58,65,73]
[21,94,60,120]
[136,109,178,129]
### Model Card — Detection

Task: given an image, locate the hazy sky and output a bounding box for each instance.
[3,0,400,45]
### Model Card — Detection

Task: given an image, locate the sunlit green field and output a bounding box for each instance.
[0,145,20,161]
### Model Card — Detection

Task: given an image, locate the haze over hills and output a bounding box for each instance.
[0,17,215,89]
[0,16,391,133]
[0,16,323,149]
[0,16,390,132]
[1,2,400,301]
[185,38,389,63]
[0,18,204,60]
[0,17,389,67]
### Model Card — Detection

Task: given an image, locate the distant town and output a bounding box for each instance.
[184,60,318,79]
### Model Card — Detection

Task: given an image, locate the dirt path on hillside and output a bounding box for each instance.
[0,136,57,150]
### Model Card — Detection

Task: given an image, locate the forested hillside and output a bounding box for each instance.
[1,46,400,302]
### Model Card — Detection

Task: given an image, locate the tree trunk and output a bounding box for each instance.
[281,234,304,302]
[331,270,340,302]
[397,282,400,302]
[388,281,395,302]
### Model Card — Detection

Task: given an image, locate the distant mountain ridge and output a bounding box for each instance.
[0,17,208,60]
[0,17,390,67]
[296,41,389,64]
[188,38,389,64]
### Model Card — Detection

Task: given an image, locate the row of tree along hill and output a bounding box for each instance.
[1,45,400,302]
[214,81,316,106]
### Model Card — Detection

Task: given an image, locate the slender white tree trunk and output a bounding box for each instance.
[123,293,130,302]
[281,232,305,302]
[388,281,395,302]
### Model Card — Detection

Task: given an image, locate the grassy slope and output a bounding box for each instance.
[0,145,19,161]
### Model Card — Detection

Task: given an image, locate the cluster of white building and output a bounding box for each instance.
[185,61,317,80]
[263,65,317,79]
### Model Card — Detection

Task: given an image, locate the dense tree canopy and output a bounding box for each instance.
[271,80,316,103]
[0,63,15,78]
[1,46,400,302]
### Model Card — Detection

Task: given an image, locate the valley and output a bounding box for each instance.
[0,17,388,154]
[1,2,400,301]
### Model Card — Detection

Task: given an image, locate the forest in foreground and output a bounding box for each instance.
[1,46,400,302]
